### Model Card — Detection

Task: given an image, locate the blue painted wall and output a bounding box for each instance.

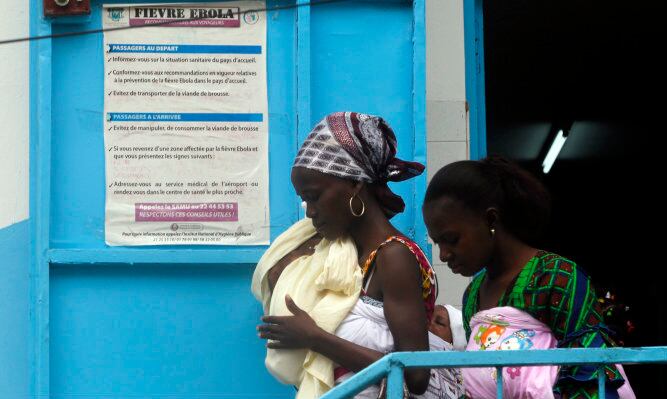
[310,0,418,237]
[0,220,31,398]
[464,0,487,160]
[47,2,298,397]
[50,264,286,399]
[31,0,428,397]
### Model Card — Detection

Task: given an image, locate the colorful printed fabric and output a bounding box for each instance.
[362,235,437,322]
[462,251,625,398]
[293,112,425,217]
[333,299,464,399]
[463,306,559,399]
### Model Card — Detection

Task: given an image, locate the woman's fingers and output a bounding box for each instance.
[285,295,304,316]
[260,315,286,324]
[257,323,278,332]
[257,323,284,341]
[266,341,294,350]
[258,306,317,350]
[257,322,286,333]
[258,330,282,341]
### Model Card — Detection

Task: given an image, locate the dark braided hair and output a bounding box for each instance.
[424,156,551,245]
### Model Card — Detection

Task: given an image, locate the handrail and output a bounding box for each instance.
[321,346,667,399]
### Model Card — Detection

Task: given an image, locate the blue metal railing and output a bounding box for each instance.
[321,347,667,399]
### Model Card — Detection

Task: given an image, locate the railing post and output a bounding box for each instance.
[598,365,606,399]
[496,367,503,398]
[387,363,404,398]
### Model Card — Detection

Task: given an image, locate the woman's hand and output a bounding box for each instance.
[258,295,323,350]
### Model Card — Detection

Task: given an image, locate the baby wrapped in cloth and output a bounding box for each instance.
[251,218,362,399]
[464,307,635,399]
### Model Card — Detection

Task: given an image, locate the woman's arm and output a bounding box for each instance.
[373,243,431,394]
[258,242,431,395]
[259,295,385,370]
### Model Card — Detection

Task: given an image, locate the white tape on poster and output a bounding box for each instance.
[103,2,269,246]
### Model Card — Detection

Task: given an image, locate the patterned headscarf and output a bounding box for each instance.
[293,112,425,217]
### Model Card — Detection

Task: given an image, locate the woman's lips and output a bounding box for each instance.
[448,263,462,273]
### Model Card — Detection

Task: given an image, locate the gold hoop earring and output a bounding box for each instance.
[349,194,365,217]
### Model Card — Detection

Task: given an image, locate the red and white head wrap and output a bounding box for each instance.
[293,112,425,217]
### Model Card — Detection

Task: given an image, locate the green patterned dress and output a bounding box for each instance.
[462,251,625,398]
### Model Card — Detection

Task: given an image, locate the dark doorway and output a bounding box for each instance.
[483,0,665,395]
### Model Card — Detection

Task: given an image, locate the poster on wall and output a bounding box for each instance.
[102,2,269,246]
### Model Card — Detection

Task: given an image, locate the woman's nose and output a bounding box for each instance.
[439,245,453,263]
[304,202,317,219]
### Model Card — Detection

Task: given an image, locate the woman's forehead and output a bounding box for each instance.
[292,167,324,184]
[291,167,345,188]
[425,196,464,218]
[424,196,480,229]
[292,166,320,179]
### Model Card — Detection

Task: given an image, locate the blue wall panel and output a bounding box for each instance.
[47,1,299,397]
[0,220,31,398]
[50,264,290,398]
[310,0,418,238]
[464,0,487,160]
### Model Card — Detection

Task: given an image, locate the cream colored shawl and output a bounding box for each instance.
[251,218,362,399]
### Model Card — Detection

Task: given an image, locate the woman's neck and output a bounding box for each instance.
[348,205,398,259]
[486,235,538,281]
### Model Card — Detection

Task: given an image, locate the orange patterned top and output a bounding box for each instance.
[361,235,437,322]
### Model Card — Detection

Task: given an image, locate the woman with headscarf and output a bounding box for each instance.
[253,112,463,398]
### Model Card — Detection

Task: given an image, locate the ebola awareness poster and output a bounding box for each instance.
[103,2,269,245]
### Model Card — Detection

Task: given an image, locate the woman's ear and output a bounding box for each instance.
[485,207,500,231]
[351,181,364,196]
